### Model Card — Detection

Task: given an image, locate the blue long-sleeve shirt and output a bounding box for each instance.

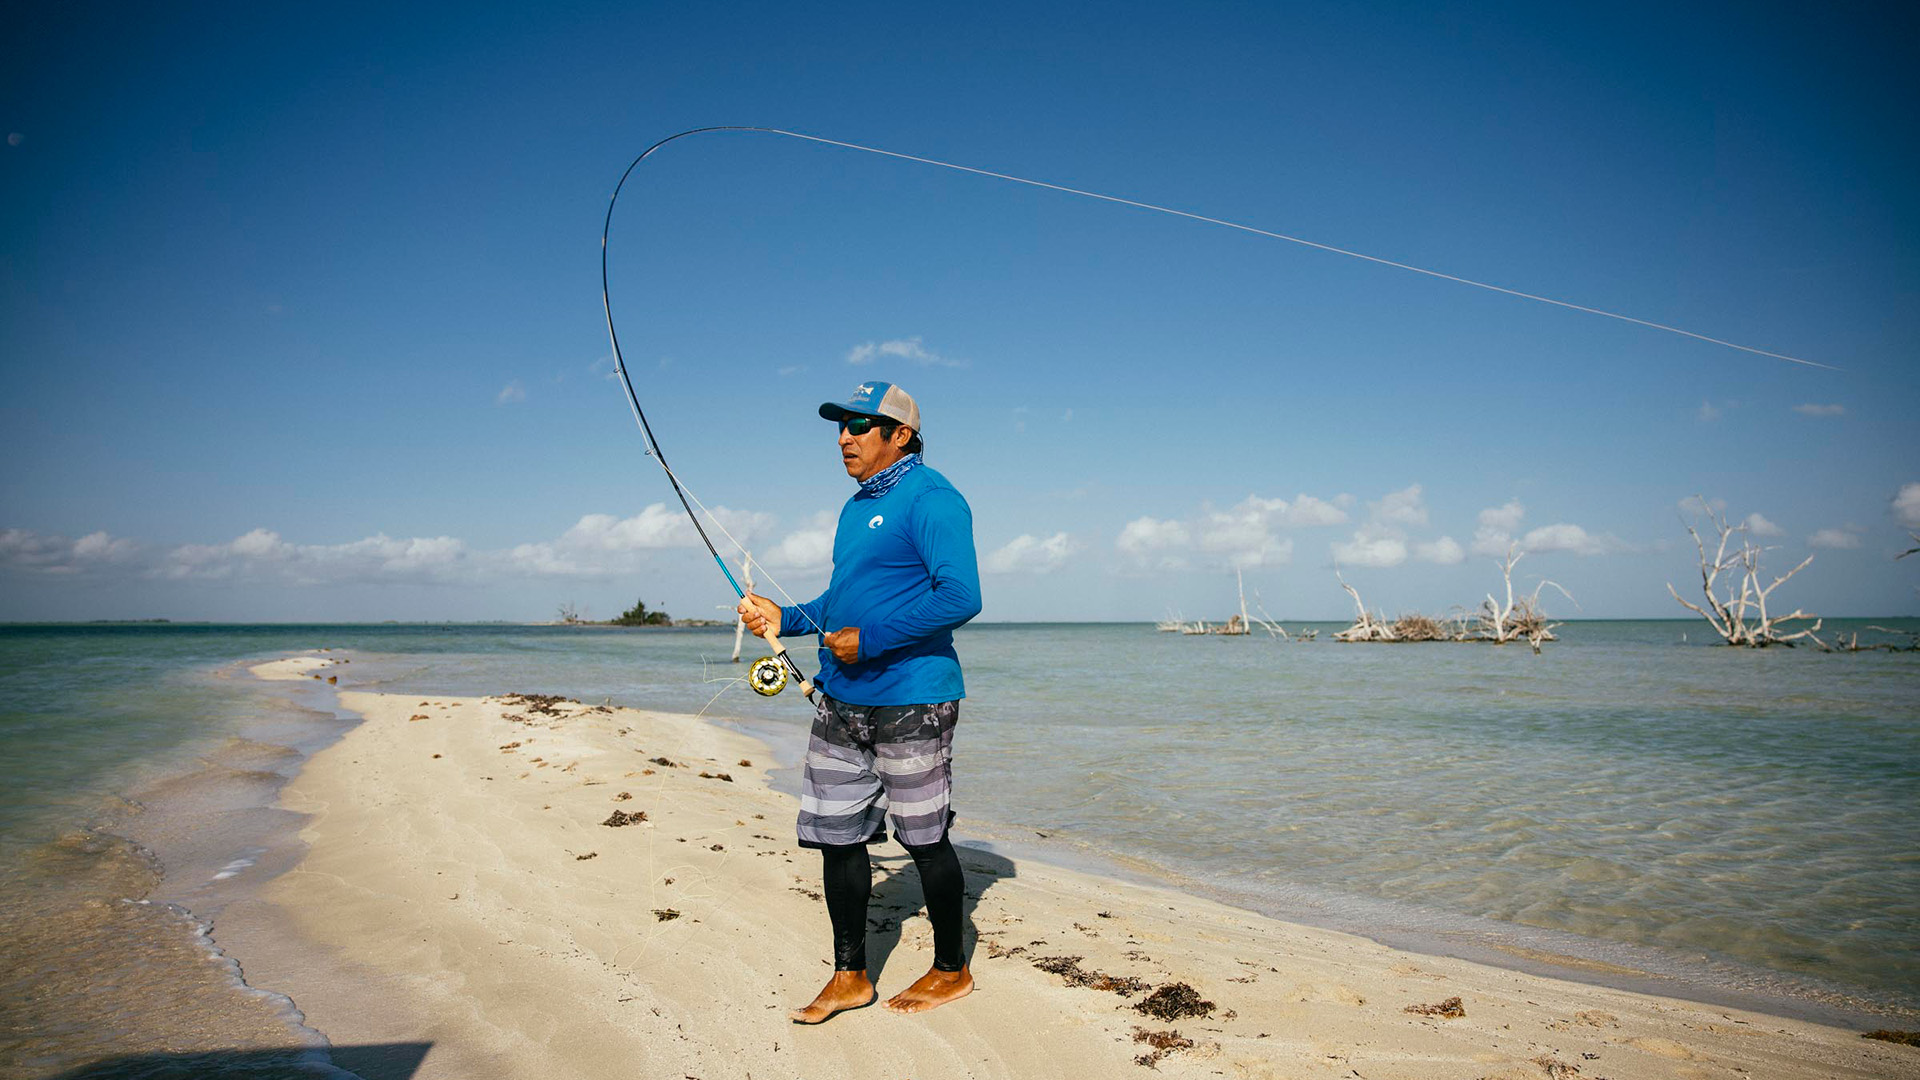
[779,463,981,705]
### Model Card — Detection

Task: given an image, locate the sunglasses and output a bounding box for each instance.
[838,416,893,436]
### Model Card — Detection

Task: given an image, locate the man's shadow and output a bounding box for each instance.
[861,841,1016,983]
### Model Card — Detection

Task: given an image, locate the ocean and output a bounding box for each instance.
[1,620,1916,1075]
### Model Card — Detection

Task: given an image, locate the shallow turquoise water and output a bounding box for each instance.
[1,619,1915,1061]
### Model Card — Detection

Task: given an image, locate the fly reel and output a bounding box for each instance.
[747,655,789,696]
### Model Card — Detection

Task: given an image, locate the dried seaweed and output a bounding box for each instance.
[1131,1027,1195,1068]
[1404,996,1466,1018]
[1133,983,1214,1021]
[601,809,648,827]
[652,908,680,921]
[508,694,569,713]
[1031,955,1150,996]
[1864,1029,1920,1046]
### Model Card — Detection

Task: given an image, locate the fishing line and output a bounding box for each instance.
[604,126,1833,372]
[649,461,828,638]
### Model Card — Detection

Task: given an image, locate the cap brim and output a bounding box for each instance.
[819,402,891,422]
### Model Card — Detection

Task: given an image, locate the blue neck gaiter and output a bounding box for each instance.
[859,452,922,497]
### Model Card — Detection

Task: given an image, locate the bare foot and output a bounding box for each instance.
[884,964,974,1014]
[789,969,876,1024]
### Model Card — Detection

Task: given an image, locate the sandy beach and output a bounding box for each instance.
[233,660,1917,1080]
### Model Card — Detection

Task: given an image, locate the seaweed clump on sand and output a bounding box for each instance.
[1133,983,1214,1022]
[500,693,572,716]
[1131,1028,1194,1068]
[1032,956,1150,996]
[652,908,680,921]
[1404,996,1466,1018]
[1864,1030,1920,1046]
[601,809,648,827]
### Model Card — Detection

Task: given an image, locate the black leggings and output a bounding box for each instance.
[821,836,966,973]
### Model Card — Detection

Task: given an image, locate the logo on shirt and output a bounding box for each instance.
[868,514,884,529]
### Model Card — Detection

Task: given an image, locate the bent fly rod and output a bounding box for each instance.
[599,127,1833,696]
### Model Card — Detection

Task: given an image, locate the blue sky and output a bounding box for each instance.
[4,1,1916,622]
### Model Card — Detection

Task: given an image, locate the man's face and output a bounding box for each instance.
[839,416,909,481]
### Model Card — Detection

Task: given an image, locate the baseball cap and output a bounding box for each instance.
[818,381,921,434]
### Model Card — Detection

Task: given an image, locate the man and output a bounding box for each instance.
[737,380,982,1023]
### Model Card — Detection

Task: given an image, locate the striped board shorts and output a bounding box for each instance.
[797,695,959,849]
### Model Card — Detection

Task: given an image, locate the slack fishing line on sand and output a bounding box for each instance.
[599,125,1836,702]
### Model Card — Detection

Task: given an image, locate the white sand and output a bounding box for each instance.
[253,686,1919,1079]
[247,654,345,681]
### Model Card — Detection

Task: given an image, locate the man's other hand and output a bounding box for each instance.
[736,593,780,638]
[824,628,860,663]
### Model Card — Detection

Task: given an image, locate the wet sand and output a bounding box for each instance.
[247,665,1918,1079]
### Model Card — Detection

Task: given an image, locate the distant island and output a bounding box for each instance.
[544,598,731,629]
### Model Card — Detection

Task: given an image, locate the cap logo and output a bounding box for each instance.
[855,383,874,397]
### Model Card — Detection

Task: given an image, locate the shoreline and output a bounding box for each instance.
[234,662,1915,1079]
[717,715,1906,1034]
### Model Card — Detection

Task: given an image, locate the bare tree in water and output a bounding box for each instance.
[1668,500,1824,648]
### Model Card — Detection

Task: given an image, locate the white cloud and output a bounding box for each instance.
[1743,513,1784,537]
[1374,484,1429,527]
[759,512,836,573]
[1332,523,1408,568]
[505,504,773,577]
[985,532,1079,574]
[1117,493,1348,573]
[1414,536,1465,564]
[1808,527,1861,550]
[1285,494,1351,527]
[1198,496,1295,569]
[163,529,470,584]
[1466,500,1622,558]
[496,381,526,405]
[1792,403,1844,418]
[0,528,139,575]
[1696,400,1722,422]
[1116,516,1188,552]
[1893,483,1920,528]
[1519,523,1622,557]
[1472,499,1524,556]
[1116,516,1191,571]
[845,336,964,368]
[1480,500,1525,533]
[7,503,804,591]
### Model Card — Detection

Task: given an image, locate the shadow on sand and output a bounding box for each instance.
[859,841,1017,986]
[50,1041,432,1080]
